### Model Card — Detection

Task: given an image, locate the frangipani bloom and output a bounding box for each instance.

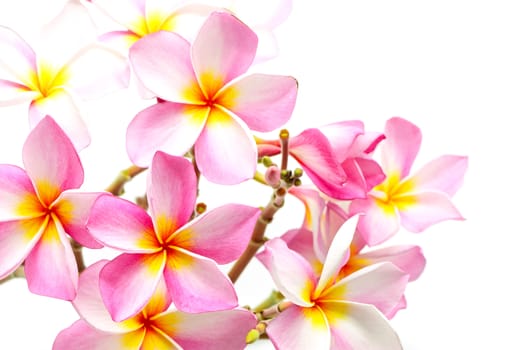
[54,260,257,350]
[127,11,298,184]
[285,186,424,318]
[87,151,261,321]
[0,116,103,300]
[257,120,385,200]
[350,117,468,245]
[257,217,408,350]
[0,24,128,149]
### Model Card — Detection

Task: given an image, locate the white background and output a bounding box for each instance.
[0,0,527,349]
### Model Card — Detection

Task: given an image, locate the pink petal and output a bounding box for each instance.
[25,217,78,300]
[381,117,422,179]
[289,129,350,198]
[350,197,400,246]
[164,249,238,312]
[100,252,166,322]
[335,158,370,200]
[351,131,386,155]
[0,218,44,279]
[87,194,159,252]
[289,186,325,239]
[194,108,257,184]
[171,204,260,264]
[148,152,197,239]
[385,295,407,320]
[408,155,468,196]
[28,90,90,151]
[73,260,143,333]
[0,164,42,221]
[397,191,465,232]
[53,191,104,249]
[321,262,409,317]
[320,301,402,350]
[126,102,208,167]
[314,216,358,298]
[359,245,426,281]
[23,116,84,205]
[281,228,320,273]
[255,137,280,157]
[191,12,257,95]
[0,79,38,106]
[53,320,145,350]
[354,157,385,191]
[319,120,364,162]
[257,238,316,307]
[64,44,129,99]
[267,305,331,350]
[0,26,37,86]
[129,31,201,103]
[318,201,349,260]
[217,73,297,132]
[153,309,256,350]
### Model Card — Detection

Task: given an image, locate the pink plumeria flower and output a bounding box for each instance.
[54,260,257,350]
[0,23,129,149]
[0,116,103,300]
[257,217,408,350]
[285,186,424,318]
[350,117,468,245]
[126,11,298,184]
[257,120,385,200]
[87,151,261,321]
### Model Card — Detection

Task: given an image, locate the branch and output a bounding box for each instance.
[228,181,287,283]
[105,165,146,196]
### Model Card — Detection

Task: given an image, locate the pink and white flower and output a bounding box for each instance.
[53,260,257,350]
[0,116,103,300]
[87,151,260,321]
[349,117,468,245]
[257,216,408,350]
[126,11,298,184]
[0,24,128,150]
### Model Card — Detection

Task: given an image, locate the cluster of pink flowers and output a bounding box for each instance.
[0,1,467,349]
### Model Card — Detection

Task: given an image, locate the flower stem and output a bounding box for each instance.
[105,165,146,196]
[252,290,284,313]
[228,182,288,283]
[71,239,85,273]
[279,129,289,171]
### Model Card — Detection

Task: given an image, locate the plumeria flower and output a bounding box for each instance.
[285,186,425,318]
[257,120,385,200]
[126,11,298,184]
[0,23,129,149]
[0,116,103,300]
[87,151,261,321]
[349,117,468,245]
[54,260,257,350]
[257,216,409,350]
